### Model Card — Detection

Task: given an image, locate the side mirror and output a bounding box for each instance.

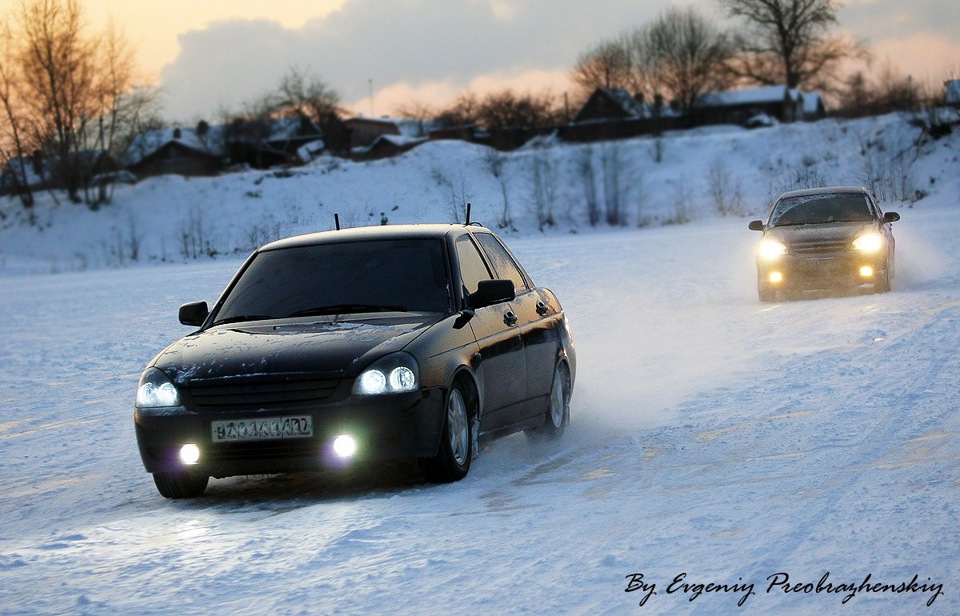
[178,301,209,327]
[884,211,900,223]
[748,220,765,231]
[468,279,515,309]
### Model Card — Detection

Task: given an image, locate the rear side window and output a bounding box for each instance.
[474,233,529,291]
[455,235,492,296]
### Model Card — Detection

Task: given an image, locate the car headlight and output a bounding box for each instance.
[853,232,884,253]
[136,367,181,407]
[757,238,787,260]
[352,352,419,396]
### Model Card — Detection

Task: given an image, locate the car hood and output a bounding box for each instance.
[767,221,874,244]
[152,313,442,384]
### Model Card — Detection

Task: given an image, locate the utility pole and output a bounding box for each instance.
[369,79,374,117]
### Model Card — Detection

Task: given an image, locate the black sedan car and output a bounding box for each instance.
[748,186,900,301]
[135,224,576,498]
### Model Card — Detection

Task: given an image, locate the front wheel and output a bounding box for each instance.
[526,363,570,441]
[153,471,208,499]
[758,275,776,302]
[420,384,472,483]
[874,259,891,293]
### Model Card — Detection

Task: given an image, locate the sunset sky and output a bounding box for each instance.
[1,0,957,122]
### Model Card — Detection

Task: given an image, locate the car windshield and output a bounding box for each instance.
[769,193,874,226]
[213,238,451,324]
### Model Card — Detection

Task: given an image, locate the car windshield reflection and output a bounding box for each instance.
[214,238,451,325]
[770,193,875,226]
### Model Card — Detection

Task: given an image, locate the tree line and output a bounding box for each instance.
[0,0,949,211]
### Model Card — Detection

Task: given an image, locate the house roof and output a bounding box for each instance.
[345,116,436,138]
[697,85,825,114]
[123,126,227,167]
[599,88,649,119]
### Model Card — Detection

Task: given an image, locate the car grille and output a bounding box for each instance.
[790,239,850,256]
[183,373,341,411]
[206,440,320,461]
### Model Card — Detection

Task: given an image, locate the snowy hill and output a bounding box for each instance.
[1,111,957,273]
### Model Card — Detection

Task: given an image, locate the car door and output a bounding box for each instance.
[473,232,558,414]
[453,234,526,431]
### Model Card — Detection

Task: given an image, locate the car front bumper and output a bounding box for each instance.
[757,252,888,292]
[135,387,446,478]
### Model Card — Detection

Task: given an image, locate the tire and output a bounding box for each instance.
[153,471,209,499]
[420,383,472,483]
[875,266,891,293]
[758,278,775,303]
[526,363,570,442]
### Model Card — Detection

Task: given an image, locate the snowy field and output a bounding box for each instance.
[1,112,958,614]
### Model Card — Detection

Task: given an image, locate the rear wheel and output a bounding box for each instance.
[153,471,208,499]
[526,363,570,441]
[420,383,472,483]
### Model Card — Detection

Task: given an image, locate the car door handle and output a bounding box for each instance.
[535,300,548,315]
[503,310,518,326]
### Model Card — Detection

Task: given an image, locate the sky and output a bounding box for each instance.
[1,0,958,123]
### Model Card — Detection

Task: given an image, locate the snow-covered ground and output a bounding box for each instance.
[0,112,958,614]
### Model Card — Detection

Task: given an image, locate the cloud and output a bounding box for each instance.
[156,0,959,122]
[869,32,960,81]
[840,0,960,41]
[158,0,659,121]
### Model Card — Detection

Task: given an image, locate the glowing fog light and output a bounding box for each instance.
[179,444,201,465]
[859,266,875,278]
[769,271,784,284]
[332,435,357,459]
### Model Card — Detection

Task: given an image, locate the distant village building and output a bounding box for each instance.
[123,116,328,178]
[124,125,227,179]
[344,116,435,150]
[573,88,653,124]
[694,85,826,126]
[225,115,325,169]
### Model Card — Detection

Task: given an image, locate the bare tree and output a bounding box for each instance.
[719,0,865,91]
[570,39,635,98]
[16,0,95,203]
[644,7,733,112]
[570,30,659,104]
[272,66,342,123]
[0,21,35,207]
[1,0,139,207]
[436,89,561,131]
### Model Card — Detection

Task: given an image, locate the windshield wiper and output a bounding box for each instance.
[211,314,274,326]
[287,304,408,317]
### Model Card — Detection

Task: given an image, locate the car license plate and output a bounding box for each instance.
[211,416,313,443]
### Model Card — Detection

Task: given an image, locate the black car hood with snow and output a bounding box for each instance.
[151,314,439,384]
[766,221,874,245]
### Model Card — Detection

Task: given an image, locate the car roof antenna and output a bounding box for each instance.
[334,212,341,231]
[465,202,471,226]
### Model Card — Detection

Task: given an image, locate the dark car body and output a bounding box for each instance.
[748,187,900,301]
[135,224,575,498]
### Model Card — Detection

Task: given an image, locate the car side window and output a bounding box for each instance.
[455,235,492,297]
[474,233,529,292]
